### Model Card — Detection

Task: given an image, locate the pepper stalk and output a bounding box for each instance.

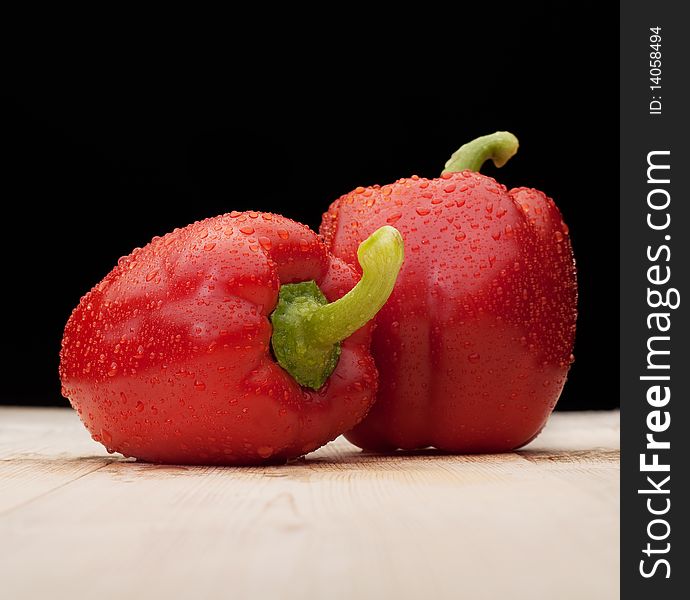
[442,131,519,174]
[271,225,404,389]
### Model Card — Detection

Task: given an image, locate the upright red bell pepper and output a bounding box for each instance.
[60,213,403,464]
[320,132,577,452]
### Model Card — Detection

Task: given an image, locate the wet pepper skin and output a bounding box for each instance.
[60,212,377,464]
[321,172,577,452]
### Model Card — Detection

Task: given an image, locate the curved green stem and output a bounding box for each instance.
[309,226,404,345]
[442,131,519,174]
[270,226,404,389]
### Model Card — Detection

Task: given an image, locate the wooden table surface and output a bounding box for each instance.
[0,407,619,600]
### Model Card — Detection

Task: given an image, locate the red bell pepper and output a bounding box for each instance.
[60,213,403,464]
[320,132,577,452]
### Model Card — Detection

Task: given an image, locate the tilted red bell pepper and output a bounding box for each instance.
[320,132,577,452]
[60,213,403,464]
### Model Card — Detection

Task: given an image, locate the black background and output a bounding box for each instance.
[0,3,617,409]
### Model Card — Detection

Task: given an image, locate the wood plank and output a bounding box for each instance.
[0,408,619,600]
[0,406,113,460]
[0,407,119,513]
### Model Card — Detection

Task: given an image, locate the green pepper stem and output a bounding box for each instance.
[270,226,404,389]
[310,225,404,346]
[442,131,519,174]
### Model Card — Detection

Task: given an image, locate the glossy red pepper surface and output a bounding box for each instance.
[60,212,381,464]
[321,161,577,452]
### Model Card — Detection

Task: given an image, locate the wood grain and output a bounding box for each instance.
[0,407,619,600]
